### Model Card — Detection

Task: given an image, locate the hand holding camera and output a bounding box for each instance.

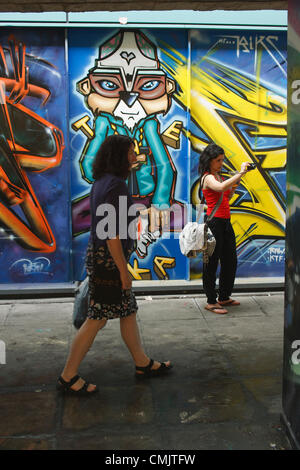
[228,162,257,193]
[240,162,256,174]
[247,163,256,171]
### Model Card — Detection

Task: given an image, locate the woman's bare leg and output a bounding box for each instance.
[60,318,107,391]
[120,313,170,372]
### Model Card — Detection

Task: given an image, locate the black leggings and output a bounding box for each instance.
[203,217,237,304]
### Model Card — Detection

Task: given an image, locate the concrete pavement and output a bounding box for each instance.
[0,291,292,450]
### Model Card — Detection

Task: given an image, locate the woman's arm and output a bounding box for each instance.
[228,183,238,200]
[106,237,132,290]
[203,163,250,192]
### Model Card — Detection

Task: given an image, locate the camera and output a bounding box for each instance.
[247,163,256,171]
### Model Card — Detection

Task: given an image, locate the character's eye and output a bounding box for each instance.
[140,80,160,91]
[98,80,118,91]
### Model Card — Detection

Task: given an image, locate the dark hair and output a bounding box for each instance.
[92,135,134,180]
[198,143,225,189]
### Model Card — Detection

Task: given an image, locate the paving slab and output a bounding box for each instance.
[242,375,284,416]
[61,383,154,431]
[0,304,11,326]
[220,339,283,377]
[57,425,164,450]
[150,378,255,425]
[198,313,284,344]
[0,391,57,436]
[0,346,69,388]
[143,344,233,383]
[159,421,290,451]
[252,294,285,317]
[137,297,202,321]
[139,319,217,354]
[0,325,71,378]
[0,438,52,450]
[6,301,73,325]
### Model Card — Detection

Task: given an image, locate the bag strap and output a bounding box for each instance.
[197,174,224,224]
[89,184,100,276]
[90,184,97,248]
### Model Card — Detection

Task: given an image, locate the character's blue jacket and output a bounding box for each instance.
[80,112,176,208]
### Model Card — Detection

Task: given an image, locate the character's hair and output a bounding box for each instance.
[92,135,134,180]
[198,143,225,188]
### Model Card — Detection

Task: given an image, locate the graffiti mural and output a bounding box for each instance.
[0,26,286,284]
[69,29,189,281]
[69,27,286,281]
[184,29,286,278]
[0,29,69,282]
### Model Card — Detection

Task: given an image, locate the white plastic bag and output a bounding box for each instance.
[179,222,216,259]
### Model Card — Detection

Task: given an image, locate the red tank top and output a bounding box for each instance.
[202,174,231,219]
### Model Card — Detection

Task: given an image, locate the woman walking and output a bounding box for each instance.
[199,143,250,315]
[57,135,172,395]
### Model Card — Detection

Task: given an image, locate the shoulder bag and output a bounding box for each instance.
[179,175,224,263]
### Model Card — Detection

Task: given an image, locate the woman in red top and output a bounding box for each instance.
[199,143,250,314]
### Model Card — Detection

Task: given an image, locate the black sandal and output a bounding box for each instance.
[56,375,98,396]
[135,358,173,379]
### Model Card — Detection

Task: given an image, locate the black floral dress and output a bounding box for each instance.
[85,242,138,320]
[85,175,138,321]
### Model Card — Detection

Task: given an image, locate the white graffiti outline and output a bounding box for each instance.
[9,257,51,275]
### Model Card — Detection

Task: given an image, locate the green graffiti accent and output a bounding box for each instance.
[136,33,156,60]
[100,32,122,60]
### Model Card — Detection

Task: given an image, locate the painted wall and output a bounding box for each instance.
[0,28,70,283]
[189,29,287,279]
[0,26,287,283]
[69,28,189,282]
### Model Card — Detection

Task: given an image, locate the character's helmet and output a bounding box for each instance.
[90,30,164,92]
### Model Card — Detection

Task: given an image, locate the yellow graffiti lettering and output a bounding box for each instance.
[127,258,152,280]
[153,256,176,280]
[260,148,286,169]
[72,115,94,139]
[162,121,183,149]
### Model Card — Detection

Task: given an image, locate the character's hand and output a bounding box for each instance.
[160,209,171,231]
[131,154,147,170]
[147,207,170,233]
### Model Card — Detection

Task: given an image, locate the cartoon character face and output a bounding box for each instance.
[77,31,175,130]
